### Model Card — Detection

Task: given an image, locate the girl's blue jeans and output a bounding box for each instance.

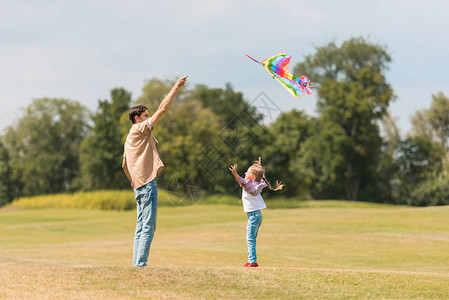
[246,210,263,263]
[133,178,158,267]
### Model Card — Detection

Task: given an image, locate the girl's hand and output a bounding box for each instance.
[229,164,241,180]
[255,157,262,166]
[229,164,238,174]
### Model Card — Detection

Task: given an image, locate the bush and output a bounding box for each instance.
[409,173,449,206]
[9,190,311,210]
[10,189,183,211]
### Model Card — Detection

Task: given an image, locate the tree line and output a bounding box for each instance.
[1,36,448,207]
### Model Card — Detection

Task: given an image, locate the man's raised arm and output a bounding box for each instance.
[149,75,188,127]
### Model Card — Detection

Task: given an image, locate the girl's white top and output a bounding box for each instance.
[237,177,268,212]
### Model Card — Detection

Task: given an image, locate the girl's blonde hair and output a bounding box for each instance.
[248,164,285,191]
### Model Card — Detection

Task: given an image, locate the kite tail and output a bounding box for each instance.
[246,54,264,67]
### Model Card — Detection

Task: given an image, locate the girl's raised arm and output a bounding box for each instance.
[229,164,240,181]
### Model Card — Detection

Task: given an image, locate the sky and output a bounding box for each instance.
[1,0,448,134]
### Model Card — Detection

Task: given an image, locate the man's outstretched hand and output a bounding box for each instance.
[176,75,188,88]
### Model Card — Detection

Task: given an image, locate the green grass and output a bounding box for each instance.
[1,201,449,298]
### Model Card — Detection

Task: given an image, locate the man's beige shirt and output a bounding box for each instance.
[122,120,164,189]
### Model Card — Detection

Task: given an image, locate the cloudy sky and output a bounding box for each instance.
[1,0,448,133]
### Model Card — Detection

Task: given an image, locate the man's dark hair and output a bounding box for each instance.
[128,105,148,124]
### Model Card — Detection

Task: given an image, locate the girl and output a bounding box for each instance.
[229,157,284,267]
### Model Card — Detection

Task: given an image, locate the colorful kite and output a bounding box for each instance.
[246,52,314,98]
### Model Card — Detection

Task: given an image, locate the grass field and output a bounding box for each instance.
[1,201,449,299]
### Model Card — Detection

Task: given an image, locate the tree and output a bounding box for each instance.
[190,83,263,128]
[376,111,402,203]
[79,88,132,190]
[410,92,449,149]
[296,118,349,199]
[154,100,223,192]
[395,134,445,205]
[408,92,449,171]
[427,92,449,148]
[0,139,13,206]
[134,78,225,195]
[189,84,269,194]
[263,110,312,197]
[409,171,449,206]
[295,37,395,200]
[134,77,190,117]
[133,79,271,196]
[395,94,449,205]
[3,98,89,197]
[410,110,433,139]
[381,111,401,154]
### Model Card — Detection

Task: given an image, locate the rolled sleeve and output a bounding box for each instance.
[237,177,249,187]
[133,119,153,135]
[237,177,256,196]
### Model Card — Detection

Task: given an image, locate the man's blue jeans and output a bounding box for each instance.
[133,178,158,267]
[246,210,262,263]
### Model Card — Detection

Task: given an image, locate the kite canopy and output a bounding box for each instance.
[246,52,314,98]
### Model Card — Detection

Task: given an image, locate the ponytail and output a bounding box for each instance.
[263,176,285,191]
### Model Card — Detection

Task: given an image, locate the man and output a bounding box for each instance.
[122,75,188,267]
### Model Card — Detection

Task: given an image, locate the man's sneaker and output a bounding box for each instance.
[244,262,251,267]
[248,263,259,267]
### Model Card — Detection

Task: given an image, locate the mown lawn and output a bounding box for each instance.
[1,201,449,299]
